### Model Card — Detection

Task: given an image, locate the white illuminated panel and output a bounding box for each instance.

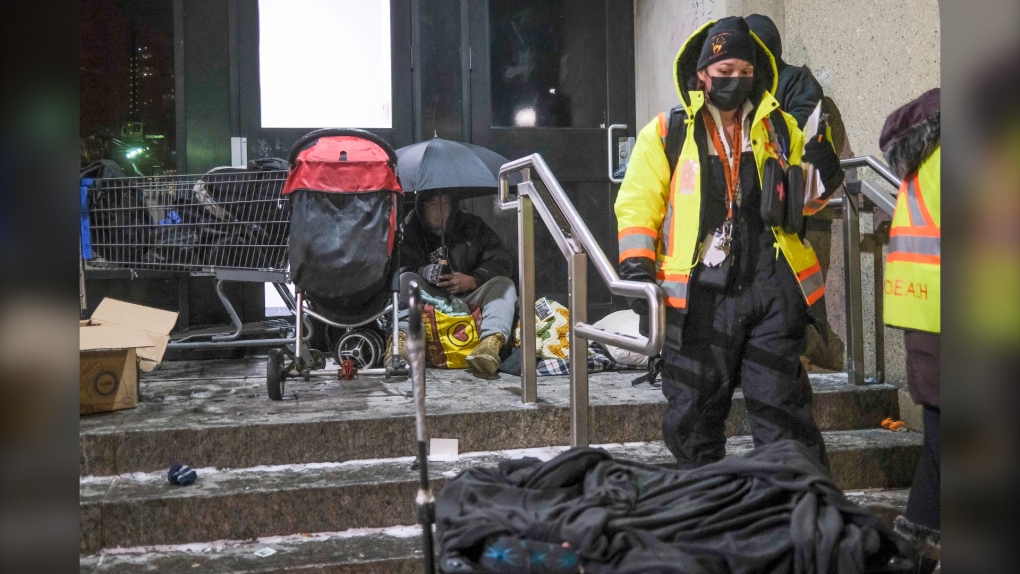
[259,0,392,128]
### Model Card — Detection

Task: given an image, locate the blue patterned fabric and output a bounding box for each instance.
[479,535,579,573]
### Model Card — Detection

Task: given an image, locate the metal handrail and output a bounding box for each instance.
[498,153,665,447]
[840,155,901,189]
[489,151,899,444]
[499,154,666,356]
[837,156,901,385]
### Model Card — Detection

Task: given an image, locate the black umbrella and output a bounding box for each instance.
[395,136,520,199]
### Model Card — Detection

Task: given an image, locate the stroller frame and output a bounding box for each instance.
[266,128,409,400]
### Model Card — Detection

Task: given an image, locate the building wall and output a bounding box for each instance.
[634,0,724,127]
[633,0,940,383]
[781,0,941,159]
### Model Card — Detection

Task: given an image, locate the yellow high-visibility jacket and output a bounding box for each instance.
[615,20,833,327]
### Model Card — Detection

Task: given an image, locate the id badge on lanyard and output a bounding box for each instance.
[701,110,741,268]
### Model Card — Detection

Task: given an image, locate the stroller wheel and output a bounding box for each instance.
[267,348,285,400]
[309,348,327,370]
[335,329,383,369]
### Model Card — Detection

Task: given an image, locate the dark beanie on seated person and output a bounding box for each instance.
[697,17,757,71]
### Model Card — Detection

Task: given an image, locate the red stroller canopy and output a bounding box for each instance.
[282,135,403,195]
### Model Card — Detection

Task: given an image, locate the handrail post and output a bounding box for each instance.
[568,251,589,447]
[872,225,887,384]
[842,188,866,385]
[518,193,537,403]
[499,154,664,419]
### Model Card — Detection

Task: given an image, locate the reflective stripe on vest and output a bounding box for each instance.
[884,149,940,333]
[888,235,941,260]
[656,271,690,308]
[887,177,941,265]
[804,197,828,216]
[797,261,825,306]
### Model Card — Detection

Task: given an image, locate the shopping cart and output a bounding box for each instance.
[81,162,303,353]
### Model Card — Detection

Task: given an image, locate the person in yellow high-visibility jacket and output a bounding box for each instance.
[879,88,940,564]
[614,17,844,469]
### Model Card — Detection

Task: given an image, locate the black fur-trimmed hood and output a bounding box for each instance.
[883,114,940,179]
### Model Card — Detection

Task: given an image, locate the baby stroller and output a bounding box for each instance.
[266,128,406,400]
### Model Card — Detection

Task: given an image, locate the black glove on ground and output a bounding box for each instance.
[803,135,844,193]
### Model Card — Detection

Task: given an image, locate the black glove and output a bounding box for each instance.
[630,298,650,337]
[803,134,844,192]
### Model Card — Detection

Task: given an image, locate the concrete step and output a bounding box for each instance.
[79,526,425,574]
[79,491,912,572]
[845,488,910,529]
[80,363,901,476]
[80,429,921,554]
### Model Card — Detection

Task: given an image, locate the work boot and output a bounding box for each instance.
[894,515,940,574]
[383,330,409,366]
[467,333,505,375]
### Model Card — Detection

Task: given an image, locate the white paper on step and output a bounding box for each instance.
[429,438,460,462]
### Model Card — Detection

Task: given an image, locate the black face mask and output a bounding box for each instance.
[707,76,754,111]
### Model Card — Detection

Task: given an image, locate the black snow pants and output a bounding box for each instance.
[660,251,830,471]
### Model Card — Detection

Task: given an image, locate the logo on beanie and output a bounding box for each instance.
[711,33,728,55]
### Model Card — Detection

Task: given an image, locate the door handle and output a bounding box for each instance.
[607,124,628,183]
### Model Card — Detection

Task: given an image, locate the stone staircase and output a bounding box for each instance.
[80,359,918,573]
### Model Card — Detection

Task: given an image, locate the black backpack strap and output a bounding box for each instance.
[631,355,664,388]
[664,105,688,178]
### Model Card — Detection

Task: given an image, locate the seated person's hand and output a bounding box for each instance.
[437,272,477,295]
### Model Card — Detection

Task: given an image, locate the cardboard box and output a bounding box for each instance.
[80,299,178,415]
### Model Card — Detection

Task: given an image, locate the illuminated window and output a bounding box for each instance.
[259,0,393,128]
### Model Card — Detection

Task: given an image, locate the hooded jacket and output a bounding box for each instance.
[746,15,824,128]
[401,193,515,289]
[615,19,831,349]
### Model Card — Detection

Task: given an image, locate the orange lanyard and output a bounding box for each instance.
[703,110,742,219]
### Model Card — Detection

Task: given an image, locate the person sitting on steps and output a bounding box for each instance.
[385,190,517,375]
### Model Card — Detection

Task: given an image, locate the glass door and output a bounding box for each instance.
[469,0,635,316]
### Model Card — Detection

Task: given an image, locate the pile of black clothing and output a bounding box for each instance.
[435,440,912,574]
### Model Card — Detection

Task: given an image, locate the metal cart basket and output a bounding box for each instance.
[81,165,299,351]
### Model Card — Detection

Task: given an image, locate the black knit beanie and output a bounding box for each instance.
[697,17,757,71]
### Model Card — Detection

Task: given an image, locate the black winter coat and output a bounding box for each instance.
[435,440,911,573]
[775,63,825,129]
[401,209,515,288]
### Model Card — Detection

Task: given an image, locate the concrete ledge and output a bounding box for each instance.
[80,362,900,476]
[80,429,921,554]
[79,527,424,574]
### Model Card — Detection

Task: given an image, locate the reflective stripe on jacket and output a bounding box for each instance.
[884,145,940,333]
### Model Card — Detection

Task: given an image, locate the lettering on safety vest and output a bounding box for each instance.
[884,279,929,300]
